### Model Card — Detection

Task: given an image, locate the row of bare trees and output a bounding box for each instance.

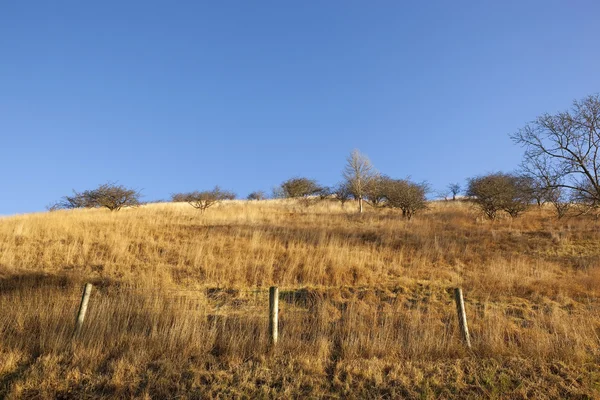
[48,94,600,218]
[48,149,428,217]
[272,150,429,219]
[460,94,600,220]
[50,184,237,213]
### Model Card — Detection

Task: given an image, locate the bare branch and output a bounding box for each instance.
[511,94,600,213]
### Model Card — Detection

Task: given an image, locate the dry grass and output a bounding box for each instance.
[1,200,600,398]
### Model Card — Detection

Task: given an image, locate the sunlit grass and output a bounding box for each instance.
[0,200,599,398]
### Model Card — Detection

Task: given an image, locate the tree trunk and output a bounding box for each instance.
[359,197,363,213]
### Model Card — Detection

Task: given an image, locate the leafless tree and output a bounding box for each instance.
[50,183,141,211]
[466,173,533,219]
[382,178,428,220]
[247,191,267,201]
[364,175,390,207]
[546,186,571,219]
[448,183,461,201]
[511,94,600,212]
[520,176,547,207]
[89,183,142,211]
[271,185,285,199]
[332,182,353,208]
[48,191,92,211]
[343,149,378,213]
[316,186,332,200]
[277,177,322,199]
[171,192,189,202]
[434,190,450,201]
[503,176,535,218]
[173,186,236,213]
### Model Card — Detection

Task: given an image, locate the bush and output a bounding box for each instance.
[277,178,322,199]
[382,179,428,220]
[332,182,353,207]
[247,191,267,201]
[172,186,236,213]
[364,176,389,207]
[466,173,532,219]
[50,183,141,211]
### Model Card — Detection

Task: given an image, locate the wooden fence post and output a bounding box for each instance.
[454,288,472,349]
[74,283,93,335]
[269,286,279,346]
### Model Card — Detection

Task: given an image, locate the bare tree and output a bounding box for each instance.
[343,149,378,213]
[173,186,236,213]
[364,175,389,207]
[50,183,141,211]
[466,173,533,219]
[435,190,450,201]
[520,176,547,207]
[171,192,189,202]
[277,177,322,199]
[49,191,92,210]
[503,175,535,218]
[316,186,332,200]
[271,185,285,199]
[383,178,428,220]
[89,183,142,211]
[247,191,267,201]
[332,182,353,208]
[448,183,461,201]
[546,186,571,219]
[511,94,600,212]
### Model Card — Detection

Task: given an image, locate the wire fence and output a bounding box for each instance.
[67,283,472,349]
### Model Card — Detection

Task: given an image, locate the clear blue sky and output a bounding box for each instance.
[1,1,599,215]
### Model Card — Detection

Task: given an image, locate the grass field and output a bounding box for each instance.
[1,200,599,399]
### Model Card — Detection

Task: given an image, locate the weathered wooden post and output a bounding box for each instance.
[269,286,279,345]
[74,283,93,335]
[454,288,471,349]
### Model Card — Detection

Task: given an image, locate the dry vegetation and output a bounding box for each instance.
[1,200,600,398]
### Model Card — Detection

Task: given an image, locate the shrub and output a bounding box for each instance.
[247,191,267,201]
[383,178,428,220]
[332,182,353,207]
[172,186,236,213]
[50,183,141,211]
[466,173,532,219]
[277,178,322,199]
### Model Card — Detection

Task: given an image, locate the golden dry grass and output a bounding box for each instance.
[1,199,600,398]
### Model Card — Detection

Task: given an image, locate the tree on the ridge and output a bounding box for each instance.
[50,182,142,211]
[343,149,378,213]
[511,94,600,213]
[172,186,236,213]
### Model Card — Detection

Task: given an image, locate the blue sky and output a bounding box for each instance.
[1,1,599,214]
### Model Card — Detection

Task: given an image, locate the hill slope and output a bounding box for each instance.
[0,200,599,398]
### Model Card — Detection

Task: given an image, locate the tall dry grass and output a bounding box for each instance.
[1,199,600,398]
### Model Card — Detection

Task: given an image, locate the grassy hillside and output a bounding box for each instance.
[1,200,599,398]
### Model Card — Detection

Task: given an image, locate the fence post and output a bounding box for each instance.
[269,286,279,346]
[74,283,93,335]
[453,287,472,349]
